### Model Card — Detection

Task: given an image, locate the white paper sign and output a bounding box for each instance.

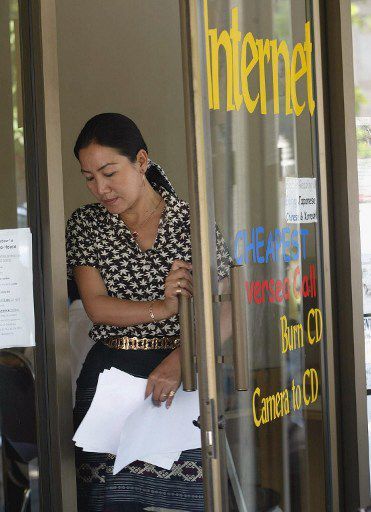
[285,177,317,224]
[0,228,35,348]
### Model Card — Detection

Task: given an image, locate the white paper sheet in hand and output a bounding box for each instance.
[73,368,200,471]
[73,368,147,455]
[113,385,201,475]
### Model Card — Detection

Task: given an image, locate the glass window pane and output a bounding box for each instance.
[201,0,330,509]
[351,0,371,490]
[0,1,40,510]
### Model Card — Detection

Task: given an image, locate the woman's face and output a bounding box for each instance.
[79,143,146,215]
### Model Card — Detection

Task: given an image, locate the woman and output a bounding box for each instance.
[66,113,232,512]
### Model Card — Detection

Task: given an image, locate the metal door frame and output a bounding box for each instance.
[179,2,226,510]
[320,0,370,510]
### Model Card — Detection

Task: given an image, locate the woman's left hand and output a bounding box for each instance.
[145,348,181,408]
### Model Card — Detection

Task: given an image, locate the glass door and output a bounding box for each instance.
[0,0,77,510]
[181,1,334,510]
[0,1,40,509]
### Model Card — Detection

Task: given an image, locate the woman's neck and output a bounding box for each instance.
[119,181,162,226]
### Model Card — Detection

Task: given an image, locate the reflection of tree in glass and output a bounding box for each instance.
[352,1,371,114]
[352,1,371,30]
[272,1,295,176]
[9,17,24,149]
[9,0,27,226]
[357,125,371,159]
[355,88,368,115]
[273,0,291,44]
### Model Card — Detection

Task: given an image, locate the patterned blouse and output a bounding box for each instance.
[66,170,232,343]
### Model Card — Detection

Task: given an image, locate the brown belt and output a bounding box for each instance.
[101,336,180,350]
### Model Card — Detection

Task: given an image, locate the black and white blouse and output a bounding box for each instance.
[66,169,233,343]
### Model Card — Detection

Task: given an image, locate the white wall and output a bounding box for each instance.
[56,0,188,220]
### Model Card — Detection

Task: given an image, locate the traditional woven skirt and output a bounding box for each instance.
[74,341,204,512]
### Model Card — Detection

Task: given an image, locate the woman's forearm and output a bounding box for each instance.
[84,295,170,327]
[73,266,174,328]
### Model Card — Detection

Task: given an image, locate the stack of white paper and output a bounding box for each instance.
[73,368,201,473]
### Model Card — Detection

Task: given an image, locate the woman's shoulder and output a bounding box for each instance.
[167,193,190,227]
[163,188,189,214]
[67,203,103,228]
[176,196,190,213]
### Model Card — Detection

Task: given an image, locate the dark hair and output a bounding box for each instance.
[73,113,148,161]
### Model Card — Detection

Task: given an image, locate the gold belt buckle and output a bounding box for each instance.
[103,335,180,350]
[136,337,144,350]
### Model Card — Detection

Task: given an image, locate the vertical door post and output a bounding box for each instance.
[20,0,77,509]
[179,1,227,510]
[323,0,370,508]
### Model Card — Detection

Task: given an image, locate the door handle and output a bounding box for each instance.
[192,414,225,430]
[231,265,249,391]
[179,294,197,391]
[193,416,201,429]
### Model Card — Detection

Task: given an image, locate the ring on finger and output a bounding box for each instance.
[169,390,176,397]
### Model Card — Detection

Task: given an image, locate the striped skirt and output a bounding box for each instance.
[74,341,204,512]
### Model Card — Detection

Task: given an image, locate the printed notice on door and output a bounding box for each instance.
[285,177,317,224]
[0,228,35,348]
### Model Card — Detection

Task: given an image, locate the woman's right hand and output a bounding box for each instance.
[162,259,193,317]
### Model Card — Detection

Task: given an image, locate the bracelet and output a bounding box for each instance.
[149,300,156,322]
